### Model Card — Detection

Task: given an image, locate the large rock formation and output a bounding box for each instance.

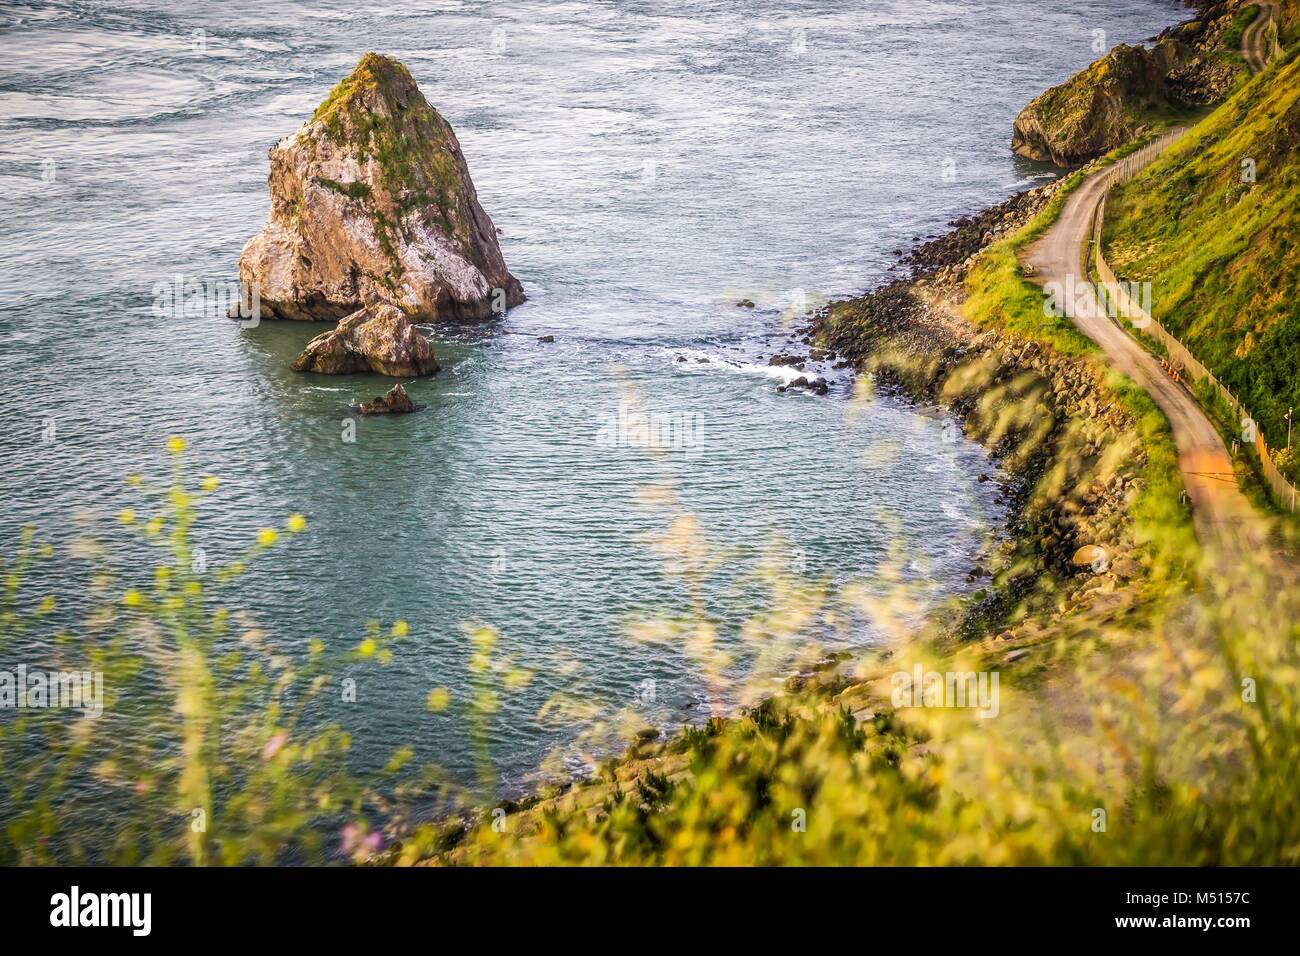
[239,52,524,323]
[291,300,439,377]
[1011,41,1189,166]
[1011,1,1255,167]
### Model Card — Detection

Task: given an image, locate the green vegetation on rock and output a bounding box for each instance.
[1010,2,1266,167]
[1012,42,1195,166]
[239,49,524,323]
[312,52,469,256]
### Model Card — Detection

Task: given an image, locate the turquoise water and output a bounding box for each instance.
[0,0,1180,797]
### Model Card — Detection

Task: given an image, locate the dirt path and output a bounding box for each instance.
[1020,4,1289,561]
[1021,159,1265,561]
[1242,2,1279,74]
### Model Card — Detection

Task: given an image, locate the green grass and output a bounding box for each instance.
[1104,46,1300,483]
[963,167,1094,357]
[314,176,372,202]
[1285,1,1300,47]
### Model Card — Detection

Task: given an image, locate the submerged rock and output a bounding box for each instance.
[768,354,806,368]
[292,301,439,377]
[358,382,417,415]
[239,52,524,322]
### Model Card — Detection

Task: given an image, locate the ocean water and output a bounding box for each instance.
[0,0,1181,801]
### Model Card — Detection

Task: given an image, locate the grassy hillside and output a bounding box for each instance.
[1283,0,1300,46]
[1103,46,1300,480]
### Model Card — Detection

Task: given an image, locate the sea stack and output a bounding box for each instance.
[239,52,524,330]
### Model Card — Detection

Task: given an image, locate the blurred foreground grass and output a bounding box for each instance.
[1,403,1296,865]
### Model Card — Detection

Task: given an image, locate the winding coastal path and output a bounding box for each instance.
[1021,162,1261,558]
[1020,19,1288,560]
[1242,2,1279,74]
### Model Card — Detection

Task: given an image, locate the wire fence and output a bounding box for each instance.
[1093,130,1299,512]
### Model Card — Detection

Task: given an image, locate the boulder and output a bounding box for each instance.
[358,383,417,415]
[292,301,439,377]
[239,52,524,322]
[768,354,806,367]
[1072,544,1110,573]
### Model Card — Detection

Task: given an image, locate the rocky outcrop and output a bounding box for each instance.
[1011,2,1253,166]
[239,52,524,322]
[358,383,417,414]
[1012,41,1188,166]
[291,301,439,377]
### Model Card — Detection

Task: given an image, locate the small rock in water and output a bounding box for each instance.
[538,334,555,343]
[768,354,806,367]
[293,301,439,377]
[736,298,756,308]
[978,473,990,483]
[357,383,416,415]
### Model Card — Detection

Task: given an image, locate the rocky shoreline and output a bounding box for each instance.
[393,177,1161,864]
[734,165,1149,639]
[807,183,1148,635]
